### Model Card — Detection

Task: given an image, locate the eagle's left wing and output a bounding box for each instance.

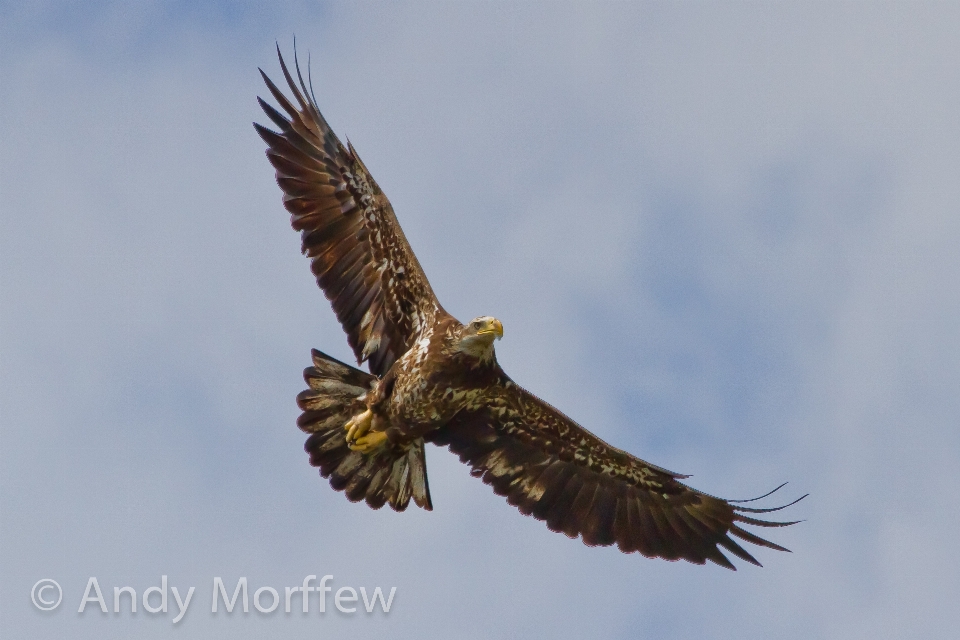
[428,380,802,570]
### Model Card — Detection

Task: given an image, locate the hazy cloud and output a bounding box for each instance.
[3,2,958,638]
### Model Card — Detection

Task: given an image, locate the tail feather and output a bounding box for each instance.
[298,349,433,511]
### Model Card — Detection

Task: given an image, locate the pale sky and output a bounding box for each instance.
[3,2,959,638]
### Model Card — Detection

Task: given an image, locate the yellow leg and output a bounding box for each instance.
[345,409,388,453]
[344,409,372,444]
[348,430,388,453]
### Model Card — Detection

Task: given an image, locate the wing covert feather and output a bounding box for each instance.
[428,380,803,569]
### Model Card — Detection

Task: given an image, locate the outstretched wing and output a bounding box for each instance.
[429,380,803,570]
[255,48,442,375]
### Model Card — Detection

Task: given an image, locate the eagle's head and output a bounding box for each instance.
[456,316,503,361]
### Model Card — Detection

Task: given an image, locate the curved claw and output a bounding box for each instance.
[348,430,388,453]
[344,409,373,444]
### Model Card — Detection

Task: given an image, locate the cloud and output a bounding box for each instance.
[2,2,959,638]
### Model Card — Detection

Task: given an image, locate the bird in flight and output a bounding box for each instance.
[255,47,803,570]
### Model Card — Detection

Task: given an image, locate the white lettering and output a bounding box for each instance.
[142,575,167,613]
[171,586,194,624]
[301,574,316,612]
[360,586,397,613]
[318,575,333,613]
[78,577,107,613]
[335,586,357,613]
[114,586,136,613]
[254,586,279,613]
[284,586,298,613]
[212,577,248,613]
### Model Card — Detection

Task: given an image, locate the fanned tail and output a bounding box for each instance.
[297,349,432,511]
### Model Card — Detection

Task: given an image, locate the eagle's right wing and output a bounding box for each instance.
[429,379,804,569]
[255,47,442,376]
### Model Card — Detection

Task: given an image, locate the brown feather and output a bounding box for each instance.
[256,51,445,376]
[297,350,432,512]
[544,474,585,535]
[612,490,635,553]
[582,483,618,547]
[529,462,576,521]
[564,481,600,540]
[258,47,801,569]
[429,377,802,569]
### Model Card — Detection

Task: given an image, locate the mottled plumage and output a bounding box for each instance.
[256,47,804,569]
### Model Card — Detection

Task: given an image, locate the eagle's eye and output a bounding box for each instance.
[471,320,482,329]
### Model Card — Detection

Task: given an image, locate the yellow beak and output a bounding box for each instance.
[478,318,504,339]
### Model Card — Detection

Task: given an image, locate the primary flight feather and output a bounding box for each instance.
[255,47,803,570]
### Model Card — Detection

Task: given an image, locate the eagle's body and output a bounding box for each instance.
[256,48,803,570]
[373,315,498,440]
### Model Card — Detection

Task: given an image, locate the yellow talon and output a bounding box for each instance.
[344,409,373,444]
[348,430,388,453]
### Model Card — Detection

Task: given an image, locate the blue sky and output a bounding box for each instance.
[3,2,959,638]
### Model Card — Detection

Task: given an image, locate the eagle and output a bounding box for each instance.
[254,48,804,570]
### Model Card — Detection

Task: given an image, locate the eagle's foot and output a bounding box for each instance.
[344,409,373,444]
[348,430,388,453]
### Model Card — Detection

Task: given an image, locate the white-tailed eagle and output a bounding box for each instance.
[254,48,803,570]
